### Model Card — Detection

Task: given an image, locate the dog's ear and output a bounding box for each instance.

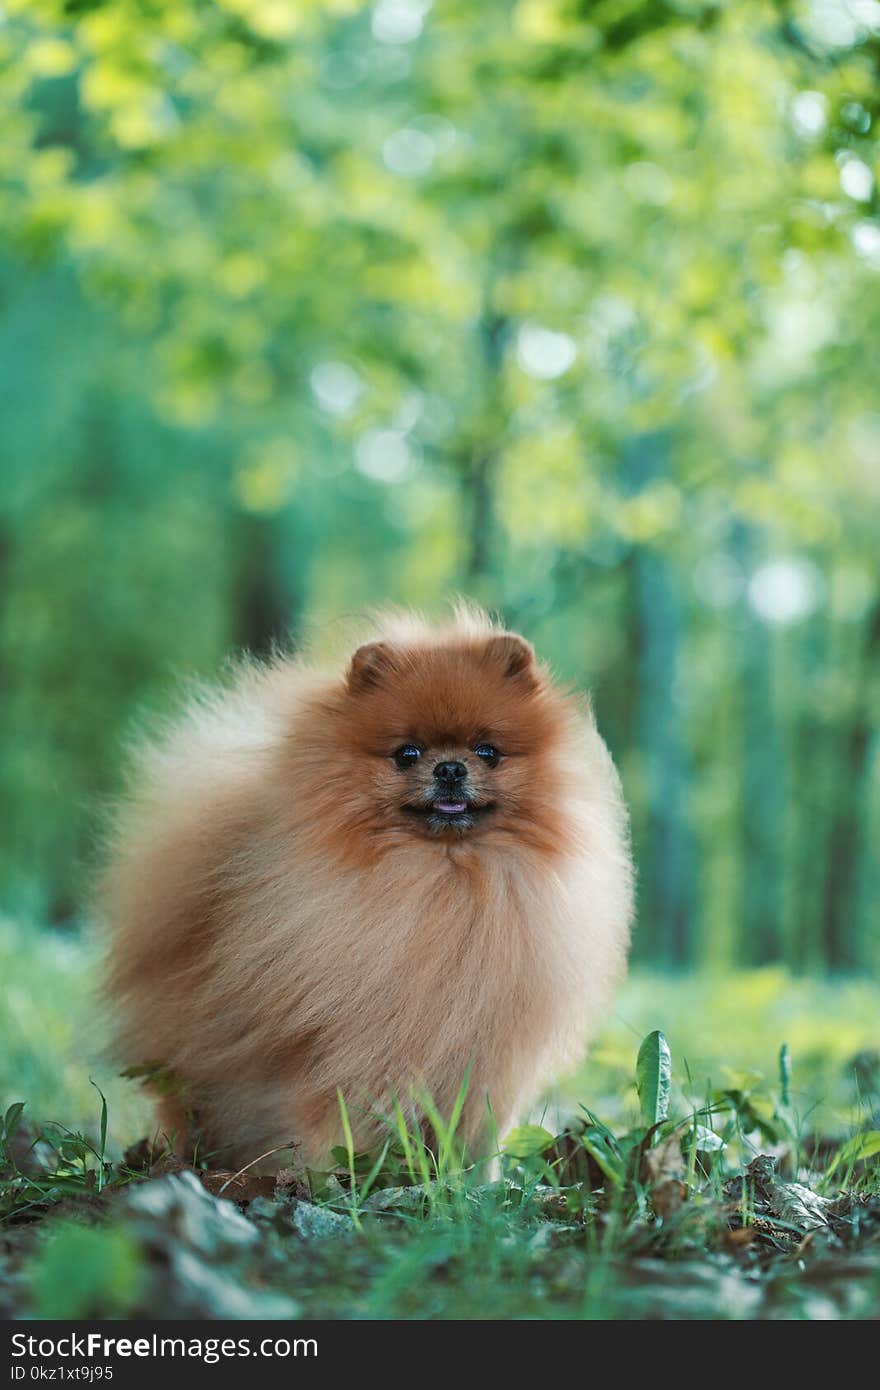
[347,640,400,693]
[484,633,539,688]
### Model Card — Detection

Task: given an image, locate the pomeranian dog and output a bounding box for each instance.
[103,605,633,1169]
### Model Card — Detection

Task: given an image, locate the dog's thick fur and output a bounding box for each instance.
[103,606,633,1168]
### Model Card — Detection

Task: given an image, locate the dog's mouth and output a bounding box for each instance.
[403,797,495,829]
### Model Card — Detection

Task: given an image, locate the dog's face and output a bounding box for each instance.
[319,631,571,850]
[388,737,501,835]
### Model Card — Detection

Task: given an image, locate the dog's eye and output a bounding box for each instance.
[393,744,422,770]
[474,742,500,767]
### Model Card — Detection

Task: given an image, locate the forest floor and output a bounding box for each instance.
[1,918,879,1320]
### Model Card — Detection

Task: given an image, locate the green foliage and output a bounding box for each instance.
[779,1042,793,1108]
[0,1086,119,1222]
[636,1028,672,1129]
[1,3,879,966]
[503,1124,557,1161]
[0,1104,25,1155]
[30,1223,144,1320]
[0,917,149,1145]
[826,1131,880,1184]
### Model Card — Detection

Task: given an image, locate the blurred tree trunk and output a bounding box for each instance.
[821,599,880,971]
[233,510,306,657]
[784,613,832,972]
[623,434,696,965]
[464,290,508,580]
[0,521,8,625]
[467,450,495,580]
[733,524,784,964]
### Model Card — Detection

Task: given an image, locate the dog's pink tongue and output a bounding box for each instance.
[435,801,467,814]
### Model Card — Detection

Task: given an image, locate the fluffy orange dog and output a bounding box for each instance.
[103,606,633,1168]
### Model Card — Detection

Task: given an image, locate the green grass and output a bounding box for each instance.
[566,969,879,1140]
[0,917,149,1146]
[1,918,879,1321]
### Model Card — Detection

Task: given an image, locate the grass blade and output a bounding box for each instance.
[826,1130,880,1181]
[336,1089,362,1228]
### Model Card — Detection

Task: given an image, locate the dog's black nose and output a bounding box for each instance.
[434,760,467,784]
